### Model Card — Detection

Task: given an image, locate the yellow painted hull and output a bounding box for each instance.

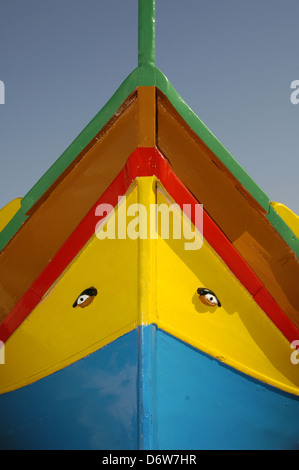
[1,178,298,398]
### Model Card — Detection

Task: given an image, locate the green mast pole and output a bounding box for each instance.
[138,0,156,68]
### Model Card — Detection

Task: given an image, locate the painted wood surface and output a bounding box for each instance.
[1,174,298,397]
[0,327,298,450]
[0,199,22,233]
[1,149,297,347]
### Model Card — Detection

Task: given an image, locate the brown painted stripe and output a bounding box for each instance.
[1,88,298,332]
[0,92,138,323]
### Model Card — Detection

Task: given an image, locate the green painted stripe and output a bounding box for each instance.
[0,68,139,251]
[0,210,29,250]
[144,65,298,254]
[154,67,299,254]
[154,67,270,211]
[266,205,299,256]
[1,65,298,256]
[138,0,156,67]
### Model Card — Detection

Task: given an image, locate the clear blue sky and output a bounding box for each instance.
[0,0,298,214]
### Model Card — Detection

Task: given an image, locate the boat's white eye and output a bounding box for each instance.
[204,294,218,305]
[73,287,98,308]
[77,295,89,305]
[197,287,221,307]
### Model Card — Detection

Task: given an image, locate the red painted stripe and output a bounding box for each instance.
[0,147,298,344]
[160,160,262,296]
[32,169,129,298]
[0,168,132,342]
[254,287,299,342]
[0,288,41,343]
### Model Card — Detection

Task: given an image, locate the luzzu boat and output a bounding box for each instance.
[0,1,299,450]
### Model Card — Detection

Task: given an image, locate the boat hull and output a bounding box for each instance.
[0,326,298,450]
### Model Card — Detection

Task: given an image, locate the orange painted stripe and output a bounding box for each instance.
[137,87,156,147]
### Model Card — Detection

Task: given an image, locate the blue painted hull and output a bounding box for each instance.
[0,326,298,450]
[155,329,299,450]
[0,331,139,450]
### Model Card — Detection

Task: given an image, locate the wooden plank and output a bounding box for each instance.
[137,87,156,147]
